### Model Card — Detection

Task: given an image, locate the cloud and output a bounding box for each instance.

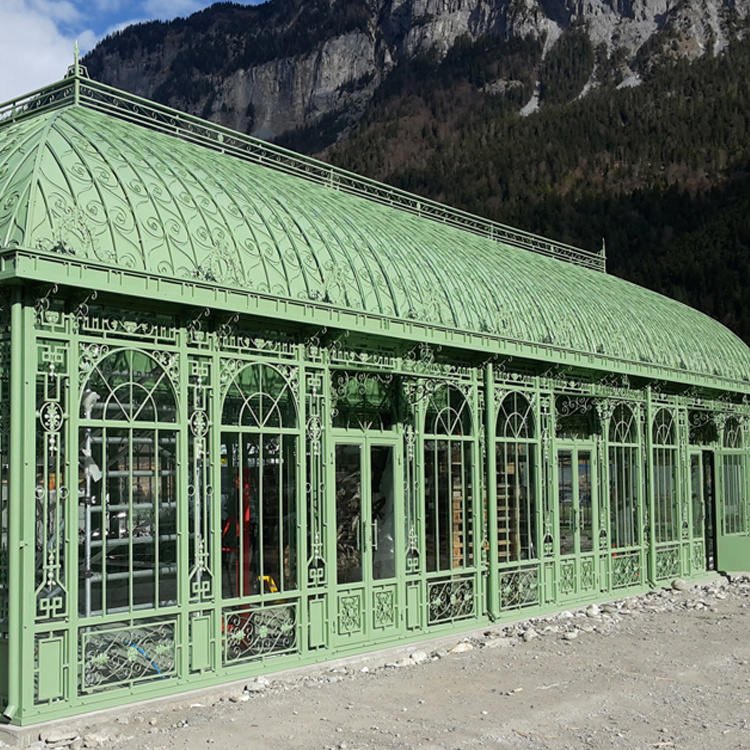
[0,1,91,103]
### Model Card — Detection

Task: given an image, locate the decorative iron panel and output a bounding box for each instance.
[188,356,213,603]
[337,592,364,635]
[654,545,681,581]
[691,540,705,574]
[35,340,70,621]
[558,559,576,596]
[499,565,540,611]
[80,619,177,693]
[611,551,642,589]
[223,602,297,665]
[427,576,475,625]
[372,585,397,630]
[306,370,326,587]
[0,335,9,637]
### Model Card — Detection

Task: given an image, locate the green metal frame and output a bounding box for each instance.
[1,66,750,725]
[0,290,747,725]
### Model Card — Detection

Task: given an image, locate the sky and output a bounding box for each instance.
[0,0,263,104]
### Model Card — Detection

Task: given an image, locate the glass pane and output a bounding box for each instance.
[579,451,593,553]
[654,447,677,543]
[558,451,574,556]
[497,442,537,563]
[609,445,638,549]
[690,454,703,538]
[156,429,178,607]
[336,444,363,584]
[371,445,395,580]
[723,454,745,535]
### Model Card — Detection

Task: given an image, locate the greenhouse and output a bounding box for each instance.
[1,60,750,725]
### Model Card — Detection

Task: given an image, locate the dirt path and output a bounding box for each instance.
[19,576,750,750]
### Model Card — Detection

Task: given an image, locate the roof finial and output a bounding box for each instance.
[74,41,80,74]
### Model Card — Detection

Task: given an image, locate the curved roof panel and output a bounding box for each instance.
[1,82,750,384]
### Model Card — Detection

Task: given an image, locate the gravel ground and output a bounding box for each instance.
[13,575,750,750]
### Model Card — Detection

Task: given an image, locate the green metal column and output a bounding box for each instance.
[646,389,657,586]
[484,364,499,620]
[4,295,34,722]
[2,295,22,721]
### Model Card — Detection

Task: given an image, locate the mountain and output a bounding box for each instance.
[84,0,750,143]
[83,0,750,344]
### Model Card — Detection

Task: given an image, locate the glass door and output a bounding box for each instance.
[333,436,400,646]
[556,445,598,598]
[690,450,717,572]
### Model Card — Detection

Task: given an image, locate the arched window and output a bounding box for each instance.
[724,417,744,450]
[652,408,678,544]
[608,404,639,549]
[723,417,746,536]
[78,349,178,617]
[423,384,473,572]
[496,393,537,563]
[220,363,298,599]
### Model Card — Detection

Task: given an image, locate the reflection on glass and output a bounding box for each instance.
[336,445,363,584]
[609,445,638,549]
[79,426,178,616]
[558,451,574,555]
[371,445,395,580]
[690,454,702,538]
[579,451,593,553]
[220,434,297,598]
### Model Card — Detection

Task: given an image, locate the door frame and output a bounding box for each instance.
[554,441,600,600]
[328,431,404,648]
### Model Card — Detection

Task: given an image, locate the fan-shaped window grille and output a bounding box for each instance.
[609,404,638,444]
[652,408,676,446]
[425,384,472,436]
[80,349,177,423]
[220,363,298,600]
[222,363,297,429]
[78,349,178,617]
[724,417,744,449]
[495,393,537,564]
[497,392,535,440]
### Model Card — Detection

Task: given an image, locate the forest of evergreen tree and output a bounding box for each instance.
[319,30,750,346]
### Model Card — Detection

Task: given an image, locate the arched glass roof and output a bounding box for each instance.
[1,74,750,385]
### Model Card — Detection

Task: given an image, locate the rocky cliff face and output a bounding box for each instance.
[84,0,750,142]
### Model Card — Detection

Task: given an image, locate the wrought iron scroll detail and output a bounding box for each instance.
[36,341,69,620]
[188,356,213,603]
[306,371,326,587]
[427,577,475,624]
[223,603,297,664]
[82,620,176,692]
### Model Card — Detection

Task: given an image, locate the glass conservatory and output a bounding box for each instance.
[1,62,750,725]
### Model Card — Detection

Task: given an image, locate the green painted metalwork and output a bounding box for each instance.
[2,67,750,726]
[2,73,750,388]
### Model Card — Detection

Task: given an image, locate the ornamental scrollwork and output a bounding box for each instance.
[83,622,176,690]
[78,343,110,383]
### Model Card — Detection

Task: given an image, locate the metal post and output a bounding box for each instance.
[484,363,498,620]
[646,388,656,586]
[3,296,24,721]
